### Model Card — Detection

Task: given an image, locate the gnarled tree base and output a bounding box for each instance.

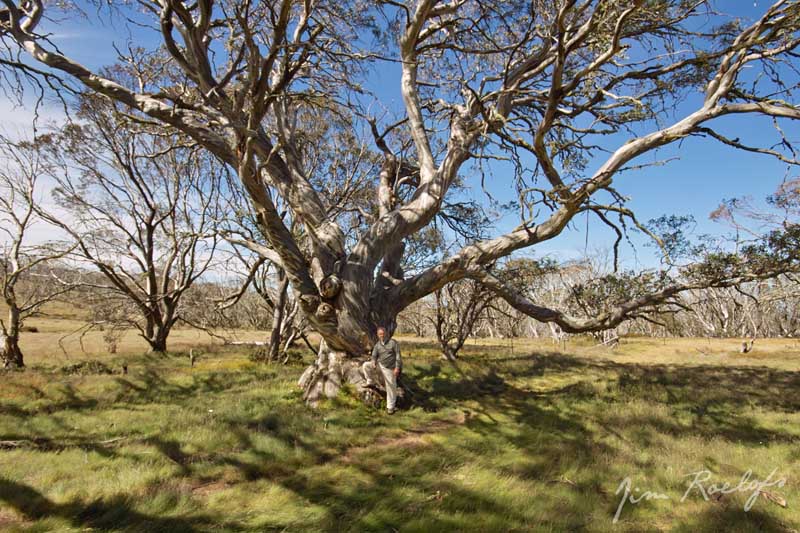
[1,350,24,369]
[1,335,24,369]
[298,340,414,408]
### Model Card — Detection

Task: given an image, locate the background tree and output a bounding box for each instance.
[3,1,800,402]
[0,136,77,367]
[38,99,224,353]
[216,250,312,363]
[679,177,800,338]
[431,277,494,361]
[397,298,433,337]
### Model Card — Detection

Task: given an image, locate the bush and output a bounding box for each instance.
[60,360,115,375]
[249,345,270,363]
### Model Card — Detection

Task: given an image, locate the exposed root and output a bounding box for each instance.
[299,339,422,408]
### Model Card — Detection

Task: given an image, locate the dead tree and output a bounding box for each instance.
[0,135,77,367]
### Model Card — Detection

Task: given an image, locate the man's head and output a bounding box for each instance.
[376,326,386,342]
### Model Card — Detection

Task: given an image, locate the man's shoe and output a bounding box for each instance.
[387,408,396,415]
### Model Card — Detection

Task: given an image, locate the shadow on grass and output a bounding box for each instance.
[0,367,277,421]
[673,504,795,533]
[171,363,797,531]
[0,476,244,532]
[493,351,800,409]
[487,352,800,447]
[109,369,271,406]
[1,350,799,531]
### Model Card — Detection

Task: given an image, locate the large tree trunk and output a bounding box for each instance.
[146,325,169,353]
[146,337,168,353]
[1,307,24,368]
[441,345,458,363]
[1,334,24,368]
[143,306,174,353]
[296,255,408,405]
[295,252,394,404]
[298,339,366,405]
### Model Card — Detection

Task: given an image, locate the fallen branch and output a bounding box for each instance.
[548,476,577,486]
[589,336,620,350]
[98,436,128,446]
[761,490,788,508]
[0,436,130,450]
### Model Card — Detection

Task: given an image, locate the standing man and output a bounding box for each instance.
[362,326,402,414]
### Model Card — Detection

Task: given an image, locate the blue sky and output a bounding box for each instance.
[10,1,798,270]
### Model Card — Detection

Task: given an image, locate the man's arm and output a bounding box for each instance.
[394,341,402,373]
[371,343,378,365]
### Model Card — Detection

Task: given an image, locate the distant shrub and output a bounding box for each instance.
[249,345,270,363]
[60,360,115,375]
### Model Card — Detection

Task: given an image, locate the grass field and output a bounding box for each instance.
[1,316,799,532]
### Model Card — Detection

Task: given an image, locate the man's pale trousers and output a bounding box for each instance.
[362,360,397,410]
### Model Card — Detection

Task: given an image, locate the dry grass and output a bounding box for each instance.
[15,316,269,366]
[7,301,320,367]
[402,334,800,369]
